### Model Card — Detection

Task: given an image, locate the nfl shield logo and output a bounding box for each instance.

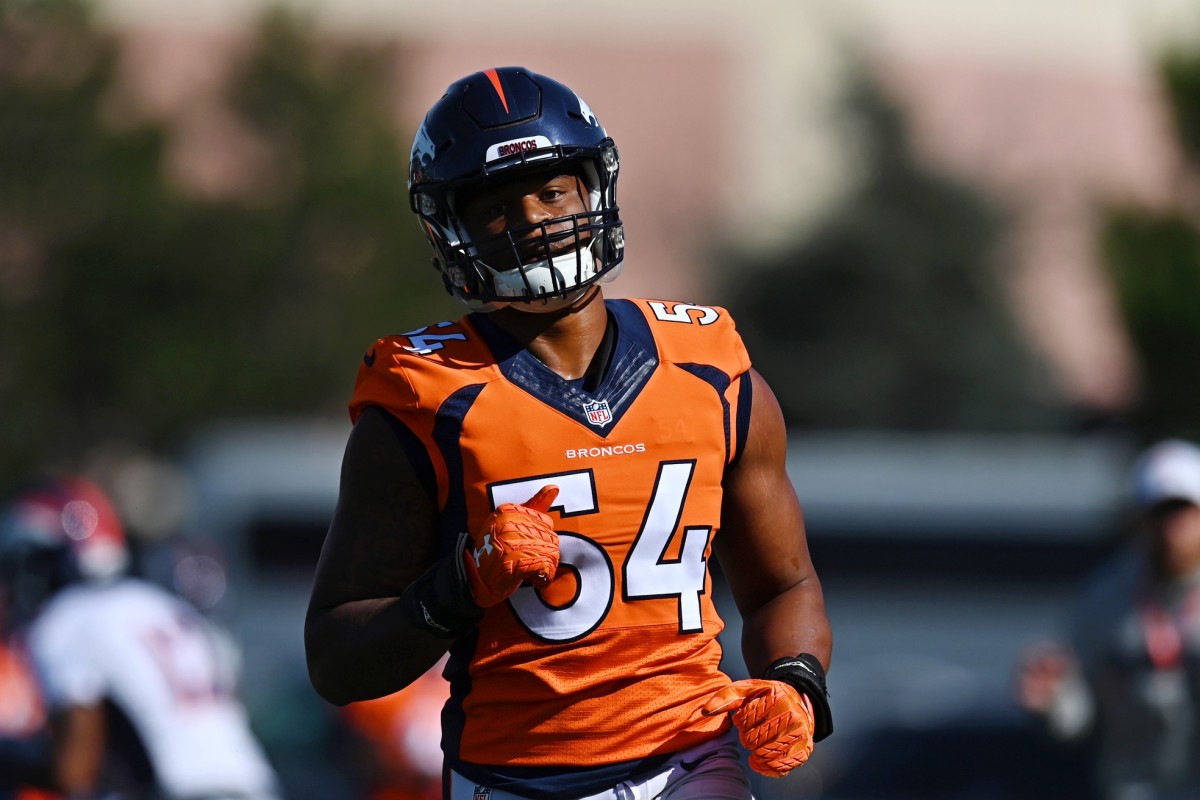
[473,787,491,800]
[583,399,613,428]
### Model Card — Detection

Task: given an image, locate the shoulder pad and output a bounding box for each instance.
[350,318,496,420]
[631,299,751,378]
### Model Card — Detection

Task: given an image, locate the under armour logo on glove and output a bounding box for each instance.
[463,485,560,608]
[472,534,496,566]
[701,679,815,777]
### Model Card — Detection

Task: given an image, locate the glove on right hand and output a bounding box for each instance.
[463,485,560,608]
[701,679,815,777]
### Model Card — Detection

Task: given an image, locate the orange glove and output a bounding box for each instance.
[462,485,560,607]
[701,679,815,777]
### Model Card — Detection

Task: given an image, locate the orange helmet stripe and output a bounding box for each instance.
[482,68,510,114]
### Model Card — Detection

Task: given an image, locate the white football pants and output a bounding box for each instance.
[449,729,754,800]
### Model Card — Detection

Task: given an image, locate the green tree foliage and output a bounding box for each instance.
[1100,40,1200,442]
[0,1,456,485]
[1161,42,1200,165]
[718,74,1060,431]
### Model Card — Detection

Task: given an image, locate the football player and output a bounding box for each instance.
[305,67,833,799]
[0,475,283,800]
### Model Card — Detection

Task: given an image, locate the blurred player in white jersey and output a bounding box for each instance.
[0,474,282,800]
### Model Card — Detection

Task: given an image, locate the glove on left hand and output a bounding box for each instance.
[701,679,815,777]
[463,485,560,608]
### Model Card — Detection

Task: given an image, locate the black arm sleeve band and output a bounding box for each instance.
[398,531,483,639]
[763,653,834,741]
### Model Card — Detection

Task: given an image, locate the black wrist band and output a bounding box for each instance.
[398,532,483,638]
[763,653,834,741]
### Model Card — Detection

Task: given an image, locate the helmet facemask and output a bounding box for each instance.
[414,142,623,310]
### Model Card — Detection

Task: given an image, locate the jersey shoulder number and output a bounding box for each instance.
[632,298,750,379]
[351,316,494,420]
[646,300,722,326]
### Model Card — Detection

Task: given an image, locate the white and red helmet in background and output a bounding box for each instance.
[0,475,129,622]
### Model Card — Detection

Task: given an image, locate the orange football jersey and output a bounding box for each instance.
[350,298,753,782]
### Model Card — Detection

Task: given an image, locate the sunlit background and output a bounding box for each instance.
[3,0,1200,797]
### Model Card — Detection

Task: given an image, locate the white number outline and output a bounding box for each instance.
[487,462,711,643]
[647,301,719,326]
[401,321,467,355]
[623,460,711,634]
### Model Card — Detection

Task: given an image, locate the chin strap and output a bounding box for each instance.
[484,244,596,302]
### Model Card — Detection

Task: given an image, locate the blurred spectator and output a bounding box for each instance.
[1016,439,1200,799]
[0,474,283,800]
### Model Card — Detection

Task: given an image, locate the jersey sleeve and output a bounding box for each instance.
[348,317,498,422]
[27,597,106,707]
[347,317,497,511]
[632,299,754,467]
[350,337,423,420]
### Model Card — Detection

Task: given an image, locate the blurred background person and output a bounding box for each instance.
[0,474,283,800]
[1016,439,1200,799]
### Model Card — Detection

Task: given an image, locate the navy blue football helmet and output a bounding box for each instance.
[408,67,624,308]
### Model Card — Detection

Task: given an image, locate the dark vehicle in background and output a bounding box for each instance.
[178,422,1133,799]
[778,432,1130,799]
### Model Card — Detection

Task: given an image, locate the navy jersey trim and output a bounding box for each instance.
[374,406,438,502]
[466,301,658,438]
[730,371,753,470]
[431,383,485,556]
[450,751,673,800]
[677,363,733,465]
[430,383,486,769]
[442,628,480,771]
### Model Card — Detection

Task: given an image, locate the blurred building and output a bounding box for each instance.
[91,0,1199,411]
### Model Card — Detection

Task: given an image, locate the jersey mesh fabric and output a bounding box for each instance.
[350,298,752,772]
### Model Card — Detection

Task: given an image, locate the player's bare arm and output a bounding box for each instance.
[305,405,450,705]
[51,703,106,795]
[705,368,834,774]
[715,368,831,675]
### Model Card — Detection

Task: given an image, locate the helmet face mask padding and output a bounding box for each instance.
[409,68,624,308]
[451,165,608,304]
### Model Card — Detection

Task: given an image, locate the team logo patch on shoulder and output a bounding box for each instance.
[583,399,613,428]
[473,787,492,800]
